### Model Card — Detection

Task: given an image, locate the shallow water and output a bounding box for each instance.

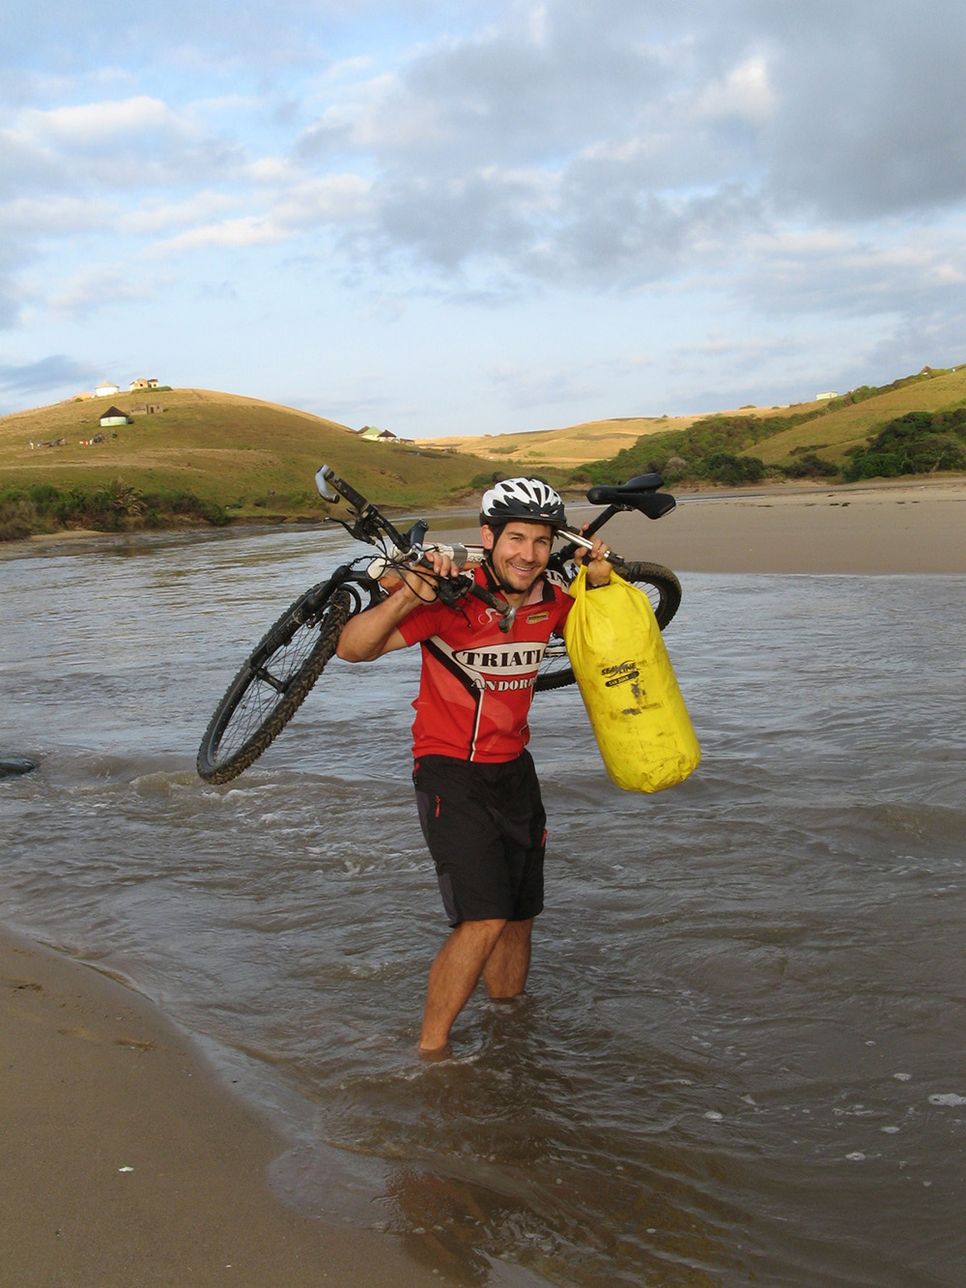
[1,527,964,1286]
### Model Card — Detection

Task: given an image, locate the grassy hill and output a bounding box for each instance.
[3,364,964,539]
[748,367,966,465]
[573,365,966,486]
[421,402,822,468]
[420,367,966,480]
[0,387,495,517]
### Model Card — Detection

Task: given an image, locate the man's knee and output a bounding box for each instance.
[456,917,508,944]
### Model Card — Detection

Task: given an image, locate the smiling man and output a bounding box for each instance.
[336,478,611,1051]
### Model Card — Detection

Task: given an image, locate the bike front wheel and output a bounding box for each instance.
[197,584,353,784]
[535,560,682,693]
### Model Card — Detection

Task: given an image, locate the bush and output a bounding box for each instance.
[0,480,230,540]
[699,453,766,485]
[843,408,966,481]
[781,454,840,479]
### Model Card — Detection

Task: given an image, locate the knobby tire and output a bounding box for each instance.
[197,585,353,784]
[535,560,682,693]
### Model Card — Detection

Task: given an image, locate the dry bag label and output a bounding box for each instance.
[602,660,640,687]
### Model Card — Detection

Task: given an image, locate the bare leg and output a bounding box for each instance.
[419,918,507,1052]
[483,918,533,999]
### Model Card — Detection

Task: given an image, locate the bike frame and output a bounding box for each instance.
[197,465,681,783]
[313,463,676,628]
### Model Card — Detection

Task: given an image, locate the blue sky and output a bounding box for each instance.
[2,0,964,437]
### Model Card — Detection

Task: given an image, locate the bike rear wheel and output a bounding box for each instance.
[197,584,353,784]
[535,560,682,693]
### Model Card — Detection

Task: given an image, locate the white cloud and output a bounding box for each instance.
[20,96,181,144]
[692,55,774,126]
[153,174,371,252]
[2,0,966,432]
[45,268,156,318]
[116,192,240,235]
[0,195,112,237]
[157,216,284,252]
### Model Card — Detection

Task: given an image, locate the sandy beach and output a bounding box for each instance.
[613,476,966,575]
[0,928,443,1287]
[2,475,964,1286]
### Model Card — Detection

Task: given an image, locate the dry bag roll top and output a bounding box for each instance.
[564,566,700,793]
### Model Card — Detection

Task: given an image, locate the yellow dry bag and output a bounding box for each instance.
[564,566,701,793]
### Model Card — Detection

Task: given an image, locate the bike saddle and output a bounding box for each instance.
[587,474,676,519]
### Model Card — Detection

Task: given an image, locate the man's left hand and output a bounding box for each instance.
[578,533,611,588]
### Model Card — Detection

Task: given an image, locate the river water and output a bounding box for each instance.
[1,526,963,1287]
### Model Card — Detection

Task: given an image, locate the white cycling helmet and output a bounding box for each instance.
[479,477,567,528]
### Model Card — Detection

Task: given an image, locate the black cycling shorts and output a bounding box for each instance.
[413,752,548,927]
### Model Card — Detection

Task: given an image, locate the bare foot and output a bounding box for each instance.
[417,1040,451,1061]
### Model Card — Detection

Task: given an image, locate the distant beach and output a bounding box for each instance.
[432,474,966,576]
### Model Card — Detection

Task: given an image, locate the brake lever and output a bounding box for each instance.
[436,574,474,608]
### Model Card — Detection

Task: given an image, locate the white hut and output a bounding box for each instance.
[95,380,121,398]
[99,405,132,427]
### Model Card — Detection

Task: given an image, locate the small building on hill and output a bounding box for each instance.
[358,425,397,442]
[99,406,133,427]
[95,380,121,398]
[129,377,159,391]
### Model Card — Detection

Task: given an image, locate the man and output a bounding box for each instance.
[337,478,611,1051]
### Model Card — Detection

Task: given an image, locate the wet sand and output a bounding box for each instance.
[0,927,442,1288]
[2,475,964,1286]
[612,476,966,575]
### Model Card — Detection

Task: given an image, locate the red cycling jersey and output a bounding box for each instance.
[397,566,572,763]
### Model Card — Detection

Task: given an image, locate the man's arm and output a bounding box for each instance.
[336,553,456,662]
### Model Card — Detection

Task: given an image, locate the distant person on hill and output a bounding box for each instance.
[337,478,611,1052]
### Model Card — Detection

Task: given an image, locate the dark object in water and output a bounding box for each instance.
[0,756,37,779]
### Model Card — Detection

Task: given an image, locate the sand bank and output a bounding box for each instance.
[620,476,966,575]
[0,926,443,1288]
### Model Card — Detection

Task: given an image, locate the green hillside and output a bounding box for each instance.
[577,365,966,486]
[0,387,494,520]
[3,364,965,540]
[750,366,966,465]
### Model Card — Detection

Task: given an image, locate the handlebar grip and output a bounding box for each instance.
[425,542,469,568]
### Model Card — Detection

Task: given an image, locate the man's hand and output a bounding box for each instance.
[338,550,463,662]
[400,549,460,601]
[577,533,611,588]
[380,550,461,602]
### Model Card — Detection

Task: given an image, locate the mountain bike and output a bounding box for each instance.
[196,466,682,784]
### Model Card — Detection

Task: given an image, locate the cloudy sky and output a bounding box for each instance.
[2,0,964,436]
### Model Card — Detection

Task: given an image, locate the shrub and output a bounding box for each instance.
[781,454,840,479]
[843,408,966,481]
[699,453,766,485]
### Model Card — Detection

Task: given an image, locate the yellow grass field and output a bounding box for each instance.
[3,366,963,525]
[418,401,827,467]
[0,388,495,511]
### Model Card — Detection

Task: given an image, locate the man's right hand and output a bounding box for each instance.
[398,550,460,602]
[337,551,461,662]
